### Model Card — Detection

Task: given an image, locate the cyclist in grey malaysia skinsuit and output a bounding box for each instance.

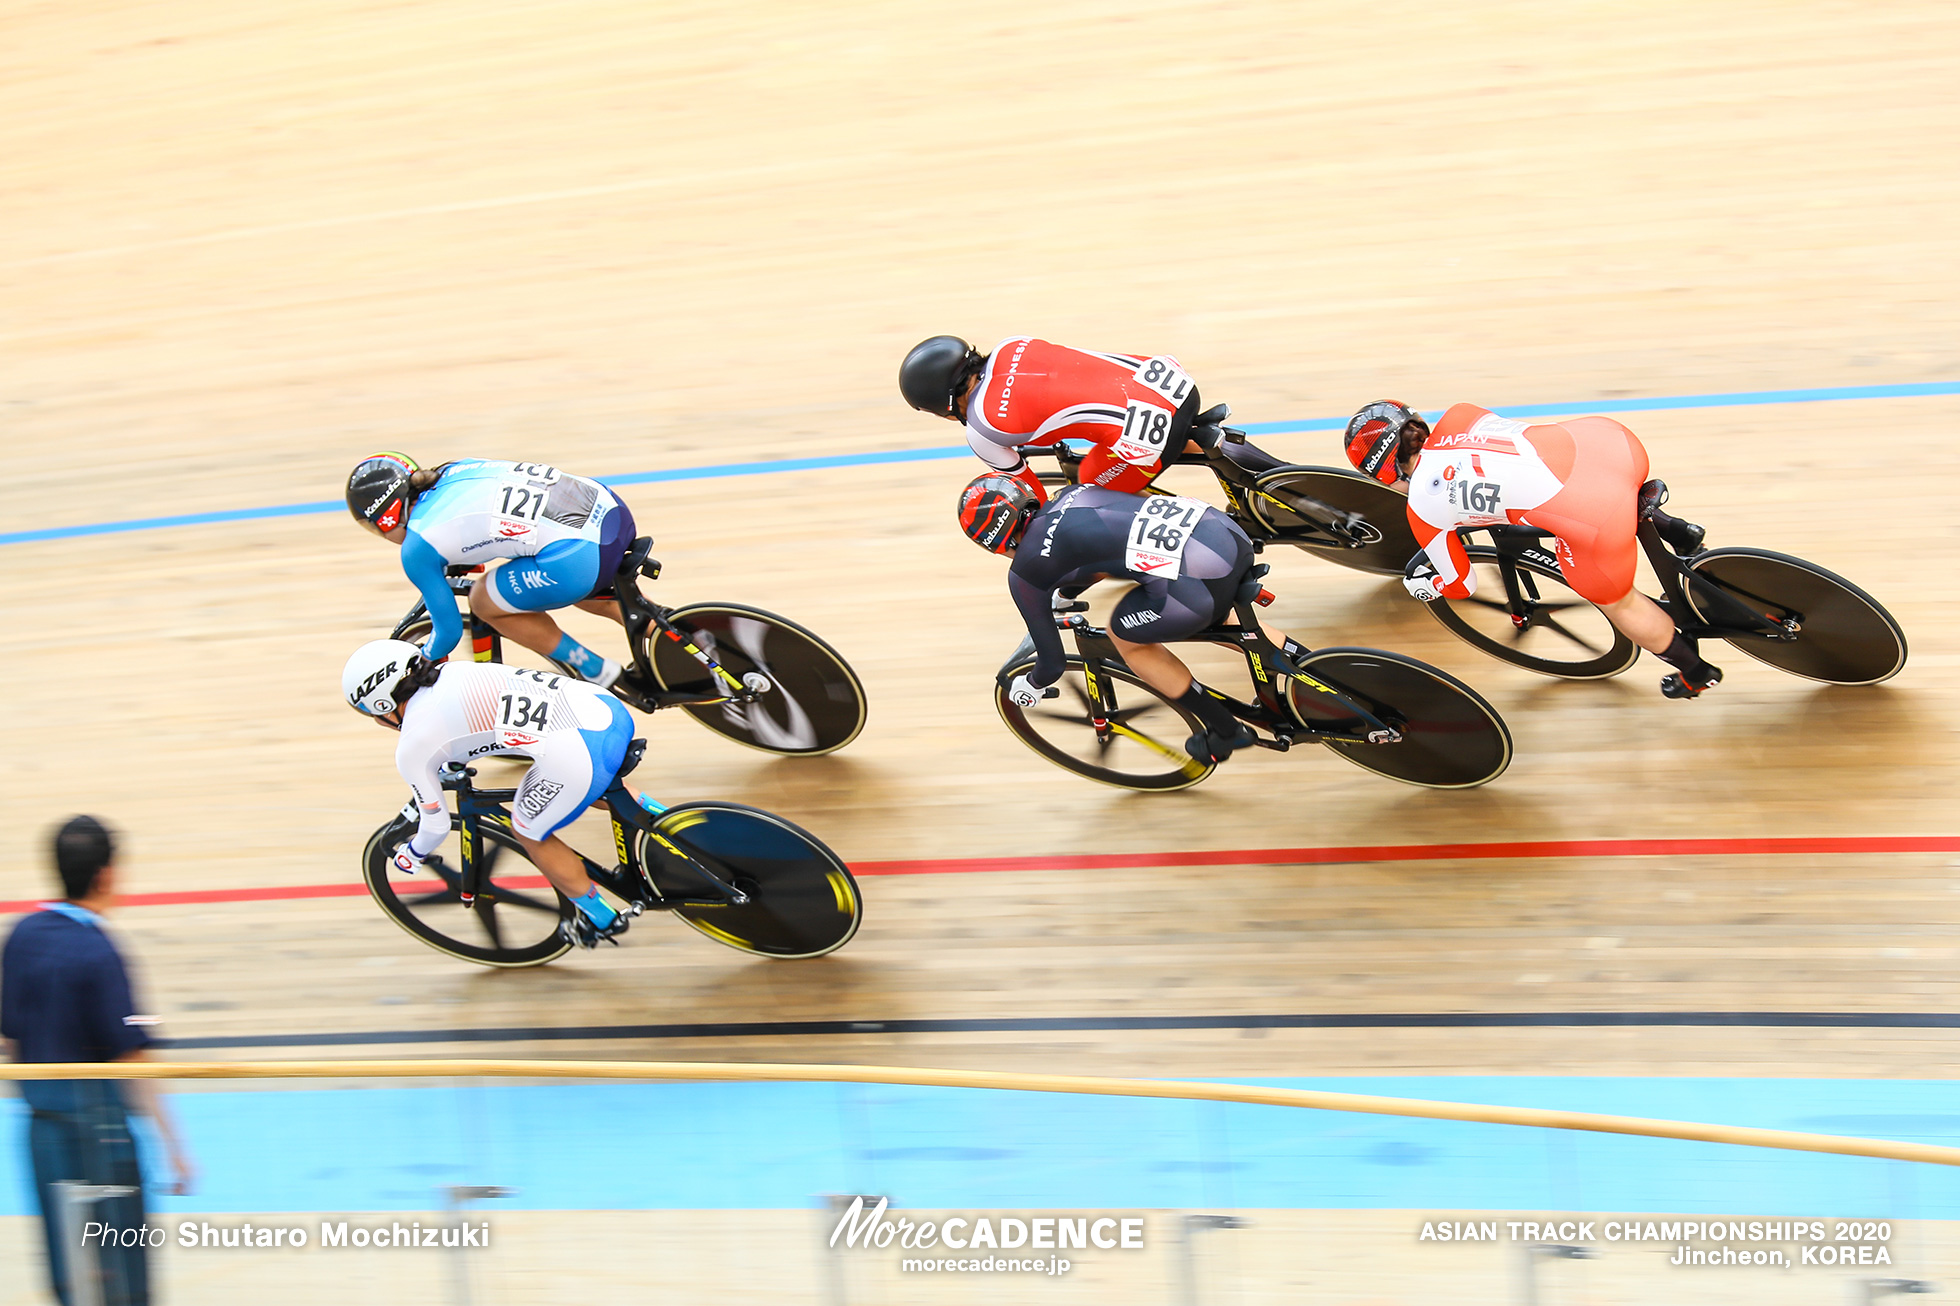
[1004,485,1306,764]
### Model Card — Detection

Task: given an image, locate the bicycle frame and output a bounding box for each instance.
[391,540,767,714]
[1039,587,1405,754]
[1015,431,1381,556]
[432,749,752,915]
[1459,520,1803,645]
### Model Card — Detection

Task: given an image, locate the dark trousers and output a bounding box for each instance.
[26,1081,149,1306]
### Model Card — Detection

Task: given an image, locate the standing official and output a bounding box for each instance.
[2,816,194,1306]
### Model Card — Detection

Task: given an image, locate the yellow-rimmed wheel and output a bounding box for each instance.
[637,802,862,959]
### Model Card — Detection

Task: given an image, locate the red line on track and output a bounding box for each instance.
[3,835,1953,915]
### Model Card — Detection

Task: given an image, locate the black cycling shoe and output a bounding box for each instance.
[1185,723,1257,764]
[1660,664,1723,700]
[561,910,631,950]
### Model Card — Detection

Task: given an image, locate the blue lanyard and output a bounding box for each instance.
[40,902,103,929]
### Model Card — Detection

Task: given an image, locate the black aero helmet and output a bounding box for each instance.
[900,335,984,417]
[346,452,421,533]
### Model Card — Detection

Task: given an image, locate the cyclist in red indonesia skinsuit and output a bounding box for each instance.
[1344,400,1723,699]
[898,335,1209,503]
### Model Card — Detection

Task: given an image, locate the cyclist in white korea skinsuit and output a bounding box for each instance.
[341,638,636,947]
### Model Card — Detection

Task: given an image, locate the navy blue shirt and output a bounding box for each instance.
[2,908,152,1075]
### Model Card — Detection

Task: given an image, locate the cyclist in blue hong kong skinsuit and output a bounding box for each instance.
[345,453,642,692]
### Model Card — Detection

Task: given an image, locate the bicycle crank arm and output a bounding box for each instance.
[1105,721,1210,779]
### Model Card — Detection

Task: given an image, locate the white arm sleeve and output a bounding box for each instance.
[966,424,1025,472]
[396,727,454,859]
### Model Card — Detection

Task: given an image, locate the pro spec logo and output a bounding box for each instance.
[498,522,533,539]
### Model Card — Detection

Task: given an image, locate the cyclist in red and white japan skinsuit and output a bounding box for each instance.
[1361,401,1722,698]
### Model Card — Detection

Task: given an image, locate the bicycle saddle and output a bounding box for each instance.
[619,738,647,779]
[1195,403,1231,425]
[618,536,661,580]
[1234,563,1272,602]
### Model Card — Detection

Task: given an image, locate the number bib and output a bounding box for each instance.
[1124,495,1210,580]
[1112,399,1177,466]
[494,465,561,540]
[1131,355,1196,406]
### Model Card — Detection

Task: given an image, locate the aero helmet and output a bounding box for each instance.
[1344,401,1429,485]
[342,639,426,717]
[346,453,420,533]
[957,474,1040,556]
[900,336,984,417]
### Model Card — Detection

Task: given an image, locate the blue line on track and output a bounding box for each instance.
[5,1077,1957,1216]
[8,380,1956,548]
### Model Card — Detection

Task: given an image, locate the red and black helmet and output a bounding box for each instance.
[1343,402,1429,485]
[346,453,420,534]
[956,474,1041,556]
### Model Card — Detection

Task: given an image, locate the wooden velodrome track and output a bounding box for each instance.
[3,0,1959,1087]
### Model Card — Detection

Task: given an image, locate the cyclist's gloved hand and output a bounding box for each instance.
[1007,673,1059,709]
[1403,563,1444,604]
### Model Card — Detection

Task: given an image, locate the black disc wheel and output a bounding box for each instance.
[1685,548,1907,685]
[1287,648,1512,788]
[647,603,867,756]
[995,653,1215,791]
[361,811,571,967]
[1245,466,1421,576]
[637,802,861,958]
[1422,545,1639,679]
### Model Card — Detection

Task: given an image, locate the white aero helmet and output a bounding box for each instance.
[342,639,425,717]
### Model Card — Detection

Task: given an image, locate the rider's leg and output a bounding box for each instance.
[511,702,635,937]
[1531,420,1717,696]
[514,831,598,903]
[1107,525,1260,760]
[474,542,623,686]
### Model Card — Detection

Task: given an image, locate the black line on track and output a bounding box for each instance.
[160,1011,1960,1050]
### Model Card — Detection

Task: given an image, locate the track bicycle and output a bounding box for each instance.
[1416,479,1909,685]
[360,739,863,967]
[390,536,867,756]
[1016,404,1421,576]
[993,566,1513,792]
